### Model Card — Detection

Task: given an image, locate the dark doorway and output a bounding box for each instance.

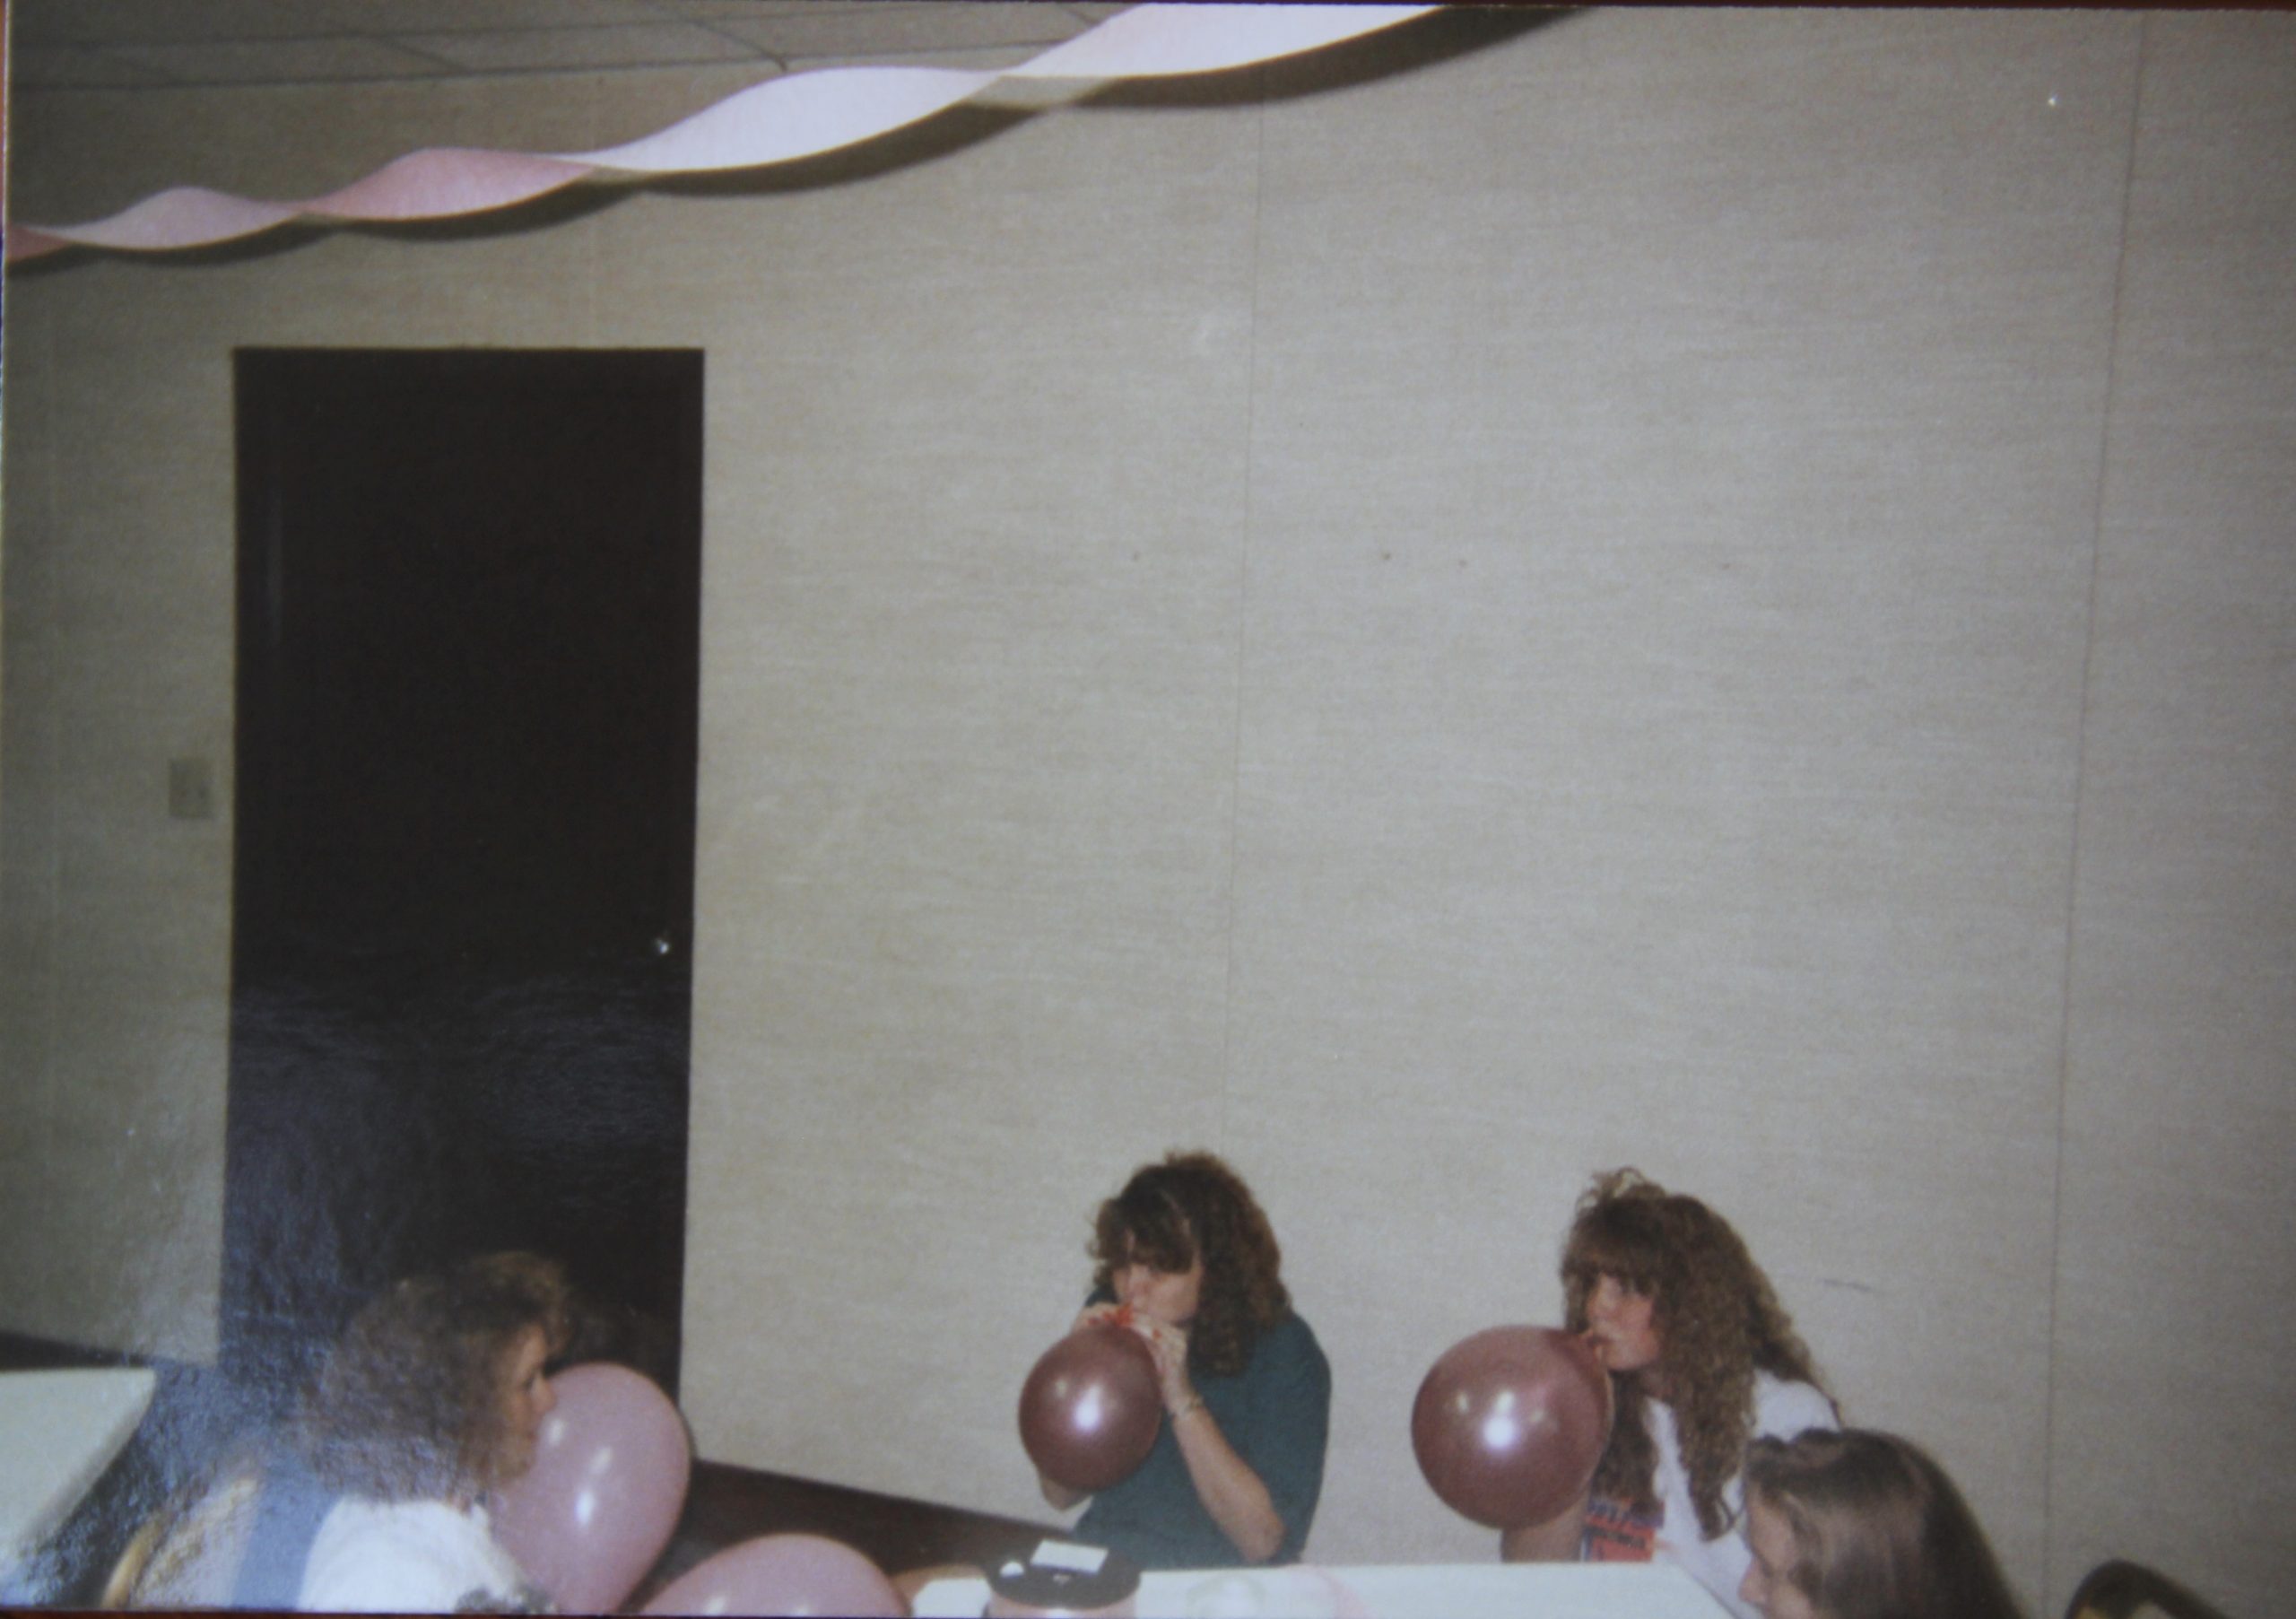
[225,349,703,1406]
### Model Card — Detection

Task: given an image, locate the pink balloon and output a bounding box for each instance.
[1017,1324,1161,1493]
[493,1362,692,1615]
[640,1534,904,1618]
[1411,1326,1613,1530]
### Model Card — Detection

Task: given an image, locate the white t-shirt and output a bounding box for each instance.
[298,1496,545,1613]
[1645,1373,1836,1619]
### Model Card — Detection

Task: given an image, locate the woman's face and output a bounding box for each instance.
[1583,1272,1664,1376]
[1739,1493,1819,1619]
[492,1325,557,1482]
[1113,1242,1205,1328]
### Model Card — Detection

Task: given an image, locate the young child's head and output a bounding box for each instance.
[1741,1428,2024,1619]
[298,1250,573,1501]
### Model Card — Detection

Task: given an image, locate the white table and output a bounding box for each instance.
[0,1368,158,1579]
[915,1559,1734,1618]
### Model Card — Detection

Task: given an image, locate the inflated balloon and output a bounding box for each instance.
[492,1362,692,1614]
[1018,1322,1162,1493]
[641,1534,904,1617]
[1410,1326,1613,1529]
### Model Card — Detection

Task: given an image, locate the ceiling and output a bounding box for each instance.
[9,1,1131,94]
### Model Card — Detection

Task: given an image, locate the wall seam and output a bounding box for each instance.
[3,295,75,1336]
[35,308,68,1168]
[1215,82,1271,1155]
[2041,12,2151,1608]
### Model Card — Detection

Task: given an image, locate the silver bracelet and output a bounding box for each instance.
[1173,1396,1207,1422]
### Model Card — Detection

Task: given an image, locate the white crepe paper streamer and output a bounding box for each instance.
[8,4,1435,265]
[560,67,998,175]
[1008,4,1428,80]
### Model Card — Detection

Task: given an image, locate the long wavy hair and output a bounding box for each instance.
[1561,1169,1826,1538]
[1089,1151,1290,1379]
[1744,1429,2024,1619]
[296,1251,572,1503]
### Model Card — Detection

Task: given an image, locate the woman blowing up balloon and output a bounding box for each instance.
[1504,1170,1839,1619]
[1031,1152,1332,1569]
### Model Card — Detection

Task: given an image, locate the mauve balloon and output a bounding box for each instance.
[1017,1323,1162,1493]
[640,1533,904,1618]
[492,1362,691,1614]
[1410,1326,1613,1529]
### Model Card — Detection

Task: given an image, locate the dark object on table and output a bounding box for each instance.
[986,1545,1141,1618]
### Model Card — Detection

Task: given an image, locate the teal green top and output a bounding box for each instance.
[1073,1306,1331,1569]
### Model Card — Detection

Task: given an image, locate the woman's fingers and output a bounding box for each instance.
[1140,1322,1194,1405]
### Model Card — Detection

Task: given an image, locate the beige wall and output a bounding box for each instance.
[4,11,2291,1615]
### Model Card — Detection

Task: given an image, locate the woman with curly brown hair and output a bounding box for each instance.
[1740,1428,2023,1619]
[292,1252,573,1613]
[1502,1170,1838,1619]
[1039,1151,1332,1570]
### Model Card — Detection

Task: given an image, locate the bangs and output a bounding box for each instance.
[1563,1213,1664,1295]
[1095,1186,1196,1275]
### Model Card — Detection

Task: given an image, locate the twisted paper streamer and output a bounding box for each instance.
[6,4,1435,265]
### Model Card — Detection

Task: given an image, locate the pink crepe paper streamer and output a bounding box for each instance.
[7,4,1439,265]
[305,149,595,221]
[22,186,300,257]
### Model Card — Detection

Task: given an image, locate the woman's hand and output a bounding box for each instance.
[1133,1317,1197,1414]
[1074,1304,1190,1409]
[1072,1301,1124,1335]
[1500,1492,1588,1562]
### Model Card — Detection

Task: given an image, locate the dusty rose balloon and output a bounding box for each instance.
[1017,1323,1162,1493]
[1411,1326,1613,1529]
[640,1534,903,1618]
[492,1362,692,1614]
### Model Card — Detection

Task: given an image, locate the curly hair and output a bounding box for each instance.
[1560,1169,1826,1539]
[1744,1429,2024,1619]
[1089,1151,1291,1379]
[296,1252,572,1502]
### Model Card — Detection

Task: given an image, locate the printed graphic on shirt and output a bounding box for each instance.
[1583,1494,1659,1562]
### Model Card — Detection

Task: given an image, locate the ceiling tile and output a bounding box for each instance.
[704,3,1087,60]
[11,0,1123,87]
[13,0,668,47]
[400,22,768,74]
[647,2,883,20]
[109,35,462,86]
[776,45,1063,75]
[6,44,177,90]
[13,0,310,47]
[313,0,677,33]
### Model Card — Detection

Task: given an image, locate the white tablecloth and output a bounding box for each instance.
[0,1368,158,1577]
[915,1559,1733,1618]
